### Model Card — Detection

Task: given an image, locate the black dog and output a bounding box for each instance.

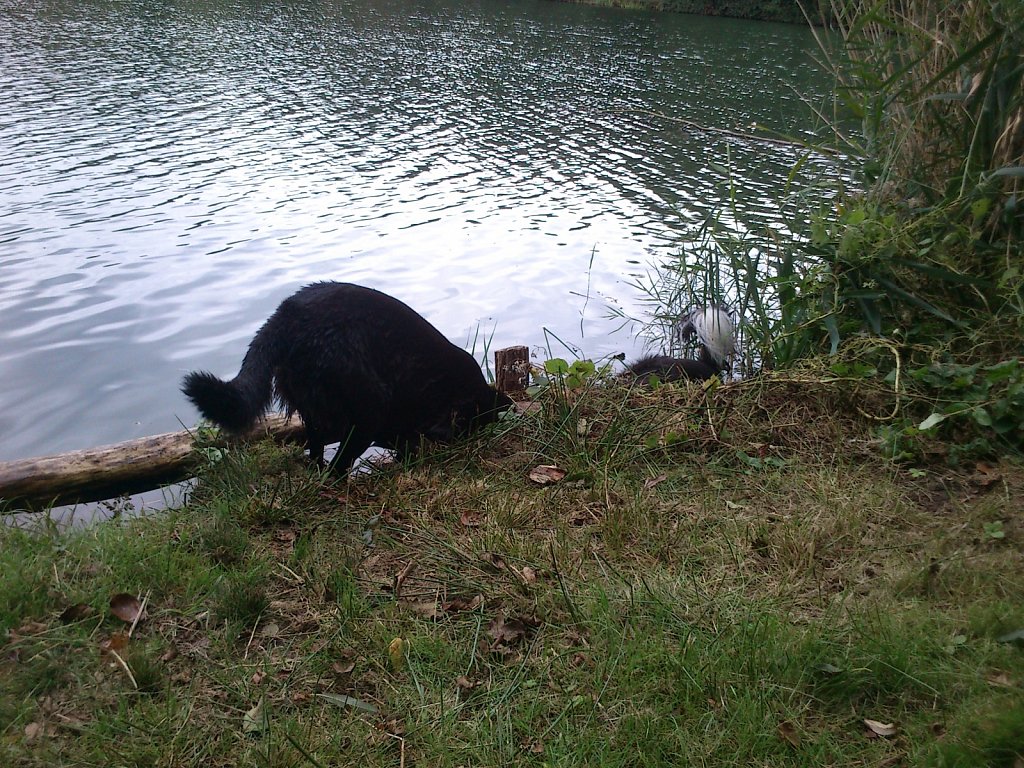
[182,282,514,470]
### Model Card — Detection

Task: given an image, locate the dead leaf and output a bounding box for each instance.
[777,720,801,748]
[59,603,93,624]
[644,474,668,490]
[251,671,265,685]
[528,465,566,485]
[16,621,49,636]
[864,719,897,738]
[394,561,418,599]
[487,615,541,647]
[561,627,585,644]
[519,566,537,584]
[479,552,509,572]
[23,722,44,741]
[443,595,484,613]
[273,528,297,545]
[522,738,544,754]
[332,661,355,676]
[261,622,280,639]
[99,632,130,654]
[388,637,405,670]
[403,601,442,620]
[460,510,482,527]
[986,671,1014,688]
[243,697,268,734]
[972,462,1001,487]
[160,644,178,663]
[456,675,482,698]
[568,506,600,526]
[109,593,146,625]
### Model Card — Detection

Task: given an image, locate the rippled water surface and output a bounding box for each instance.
[0,0,831,462]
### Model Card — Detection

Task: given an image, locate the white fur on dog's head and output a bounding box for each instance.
[675,305,735,369]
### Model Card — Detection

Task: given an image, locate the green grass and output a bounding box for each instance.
[2,378,1022,767]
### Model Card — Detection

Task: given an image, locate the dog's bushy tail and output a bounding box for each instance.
[182,321,279,433]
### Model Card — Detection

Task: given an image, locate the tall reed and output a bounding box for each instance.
[632,0,1021,376]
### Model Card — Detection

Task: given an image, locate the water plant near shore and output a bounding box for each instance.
[623,0,1023,462]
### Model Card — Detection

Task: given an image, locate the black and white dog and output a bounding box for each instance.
[627,306,735,383]
[182,282,514,471]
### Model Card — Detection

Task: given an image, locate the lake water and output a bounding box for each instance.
[0,0,832,467]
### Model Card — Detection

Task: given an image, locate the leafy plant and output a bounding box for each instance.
[982,521,1005,541]
[621,2,1022,471]
[913,358,1024,450]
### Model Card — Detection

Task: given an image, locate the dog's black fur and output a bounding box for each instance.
[182,282,514,471]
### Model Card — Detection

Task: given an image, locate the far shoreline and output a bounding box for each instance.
[549,0,828,26]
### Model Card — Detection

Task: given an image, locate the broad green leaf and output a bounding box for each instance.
[973,407,993,427]
[918,413,946,430]
[544,358,569,375]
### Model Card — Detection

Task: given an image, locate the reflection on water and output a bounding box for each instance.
[0,0,832,465]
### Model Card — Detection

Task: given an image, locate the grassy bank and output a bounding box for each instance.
[555,0,818,24]
[3,376,1022,766]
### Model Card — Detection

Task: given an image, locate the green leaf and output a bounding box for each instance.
[918,413,946,430]
[889,257,987,286]
[736,450,763,469]
[996,629,1024,645]
[973,407,993,427]
[823,314,841,356]
[984,359,1019,383]
[970,197,992,223]
[544,358,569,375]
[569,360,596,377]
[983,522,1005,540]
[875,276,965,328]
[845,207,868,225]
[316,693,379,713]
[991,165,1024,178]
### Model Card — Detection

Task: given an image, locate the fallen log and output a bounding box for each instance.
[0,414,305,511]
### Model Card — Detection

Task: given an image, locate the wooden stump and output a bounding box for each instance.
[495,345,530,394]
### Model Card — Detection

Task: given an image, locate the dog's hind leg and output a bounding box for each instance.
[296,421,326,469]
